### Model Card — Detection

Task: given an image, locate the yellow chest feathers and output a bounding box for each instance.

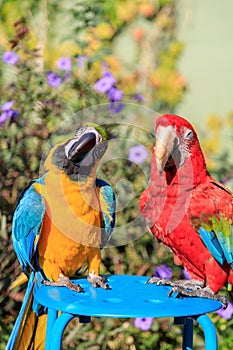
[34,171,102,246]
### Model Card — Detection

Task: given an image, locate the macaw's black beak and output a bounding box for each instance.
[67,132,97,163]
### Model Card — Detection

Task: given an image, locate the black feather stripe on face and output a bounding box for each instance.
[51,144,80,180]
[51,144,66,170]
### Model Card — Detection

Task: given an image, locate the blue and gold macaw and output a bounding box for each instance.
[6,124,115,350]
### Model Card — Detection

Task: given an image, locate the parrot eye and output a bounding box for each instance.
[184,129,193,140]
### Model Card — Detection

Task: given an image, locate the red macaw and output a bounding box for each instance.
[140,114,233,304]
[7,124,115,350]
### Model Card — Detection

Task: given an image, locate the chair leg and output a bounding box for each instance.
[174,317,193,350]
[48,313,75,350]
[195,314,218,350]
[182,318,193,350]
[45,309,58,350]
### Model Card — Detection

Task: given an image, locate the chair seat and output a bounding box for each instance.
[34,274,222,350]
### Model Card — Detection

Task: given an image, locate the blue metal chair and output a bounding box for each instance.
[34,275,221,350]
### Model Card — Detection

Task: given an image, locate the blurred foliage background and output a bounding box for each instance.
[0,0,233,349]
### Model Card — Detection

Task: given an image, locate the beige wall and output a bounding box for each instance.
[176,0,233,123]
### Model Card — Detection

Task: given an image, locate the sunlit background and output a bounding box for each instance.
[1,1,233,349]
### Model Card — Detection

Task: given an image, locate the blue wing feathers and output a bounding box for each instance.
[199,227,226,265]
[216,229,233,267]
[5,272,35,350]
[13,178,45,240]
[5,271,45,350]
[7,175,46,349]
[12,230,36,270]
[96,178,116,247]
[12,176,46,272]
[199,225,233,268]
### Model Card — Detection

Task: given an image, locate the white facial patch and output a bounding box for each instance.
[64,127,103,159]
[64,139,78,158]
[75,126,103,142]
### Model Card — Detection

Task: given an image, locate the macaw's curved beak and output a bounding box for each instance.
[154,125,177,173]
[66,132,97,163]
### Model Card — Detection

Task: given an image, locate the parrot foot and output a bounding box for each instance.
[168,284,229,308]
[147,277,228,308]
[147,277,204,289]
[43,275,84,293]
[87,272,111,289]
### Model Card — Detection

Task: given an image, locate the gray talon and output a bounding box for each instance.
[147,277,229,308]
[43,275,84,293]
[87,272,111,290]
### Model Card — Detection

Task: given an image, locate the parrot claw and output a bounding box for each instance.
[87,272,111,290]
[147,277,228,308]
[168,284,229,309]
[146,276,172,285]
[43,275,84,293]
[147,277,205,288]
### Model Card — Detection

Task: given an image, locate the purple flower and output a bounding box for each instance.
[0,100,19,127]
[134,317,153,331]
[64,72,71,81]
[216,302,233,320]
[128,144,149,164]
[153,263,172,279]
[9,109,19,122]
[2,51,19,65]
[46,71,62,88]
[0,112,9,127]
[183,269,191,280]
[109,101,124,114]
[108,87,123,102]
[77,55,87,67]
[1,100,15,111]
[134,93,144,102]
[94,71,116,93]
[57,57,72,71]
